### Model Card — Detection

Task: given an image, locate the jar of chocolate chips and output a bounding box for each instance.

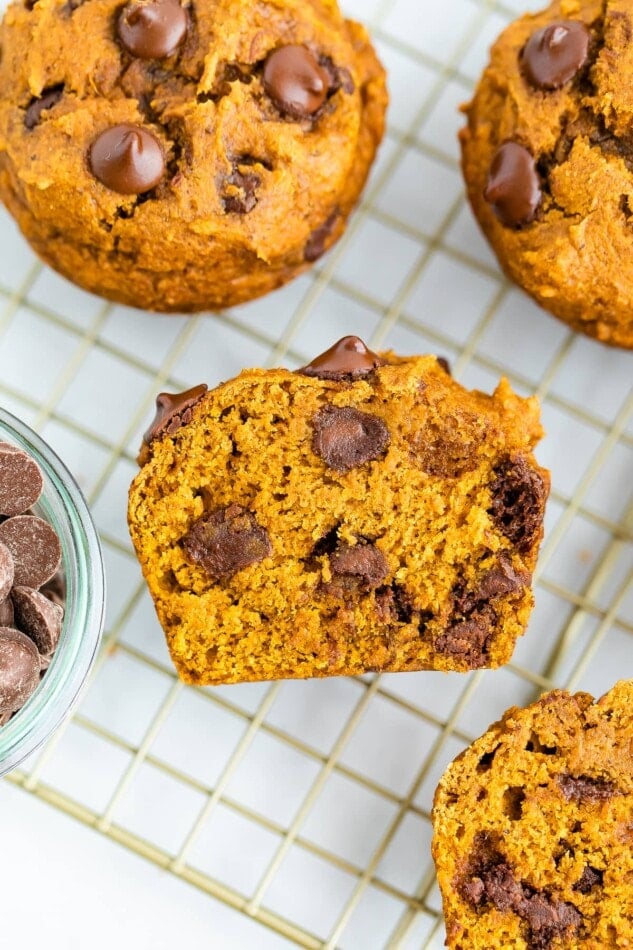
[0,408,104,776]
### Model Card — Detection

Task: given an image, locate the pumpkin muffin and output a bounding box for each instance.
[0,0,386,311]
[128,336,549,685]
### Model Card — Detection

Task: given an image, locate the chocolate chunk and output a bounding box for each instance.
[521,21,590,91]
[299,336,385,381]
[375,583,415,624]
[0,444,43,515]
[304,210,339,262]
[435,604,496,668]
[12,586,63,655]
[329,543,389,589]
[117,0,187,59]
[573,866,603,894]
[484,142,542,227]
[0,515,62,588]
[263,44,329,118]
[0,626,41,715]
[489,455,548,554]
[0,542,14,603]
[222,163,261,214]
[0,596,14,627]
[183,504,272,579]
[24,85,64,130]
[89,124,165,194]
[521,892,581,949]
[557,773,615,804]
[143,384,207,446]
[311,405,389,471]
[475,554,530,603]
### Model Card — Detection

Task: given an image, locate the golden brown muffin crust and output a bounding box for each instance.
[0,0,386,311]
[461,0,633,348]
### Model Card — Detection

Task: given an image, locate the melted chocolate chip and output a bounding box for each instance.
[11,586,63,656]
[183,504,271,579]
[557,774,616,804]
[89,124,165,194]
[573,866,603,894]
[311,405,389,471]
[375,584,415,624]
[298,336,385,381]
[0,516,62,589]
[484,142,542,227]
[435,604,496,668]
[222,164,261,214]
[329,543,389,589]
[143,384,207,446]
[263,44,329,118]
[462,844,582,950]
[24,85,64,130]
[0,626,41,715]
[304,210,339,262]
[489,456,548,554]
[473,554,530,604]
[0,444,43,515]
[117,0,188,59]
[521,21,590,91]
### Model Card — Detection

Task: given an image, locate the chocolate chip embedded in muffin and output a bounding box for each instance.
[304,209,339,262]
[24,85,63,130]
[299,335,385,381]
[557,773,616,804]
[328,542,389,591]
[520,21,590,90]
[263,44,330,118]
[484,142,542,228]
[311,405,389,471]
[117,0,188,60]
[89,124,165,194]
[183,504,272,579]
[489,455,548,553]
[143,384,208,447]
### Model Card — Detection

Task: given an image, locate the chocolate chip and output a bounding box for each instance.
[435,604,496,668]
[40,571,66,608]
[304,210,339,262]
[573,866,603,894]
[0,596,14,627]
[437,356,451,375]
[299,336,385,381]
[329,543,389,589]
[489,455,548,554]
[222,163,261,214]
[117,0,188,59]
[0,515,62,588]
[521,893,581,950]
[0,626,41,715]
[263,44,329,118]
[484,142,542,227]
[143,384,207,447]
[0,444,43,515]
[24,85,64,130]
[475,554,530,603]
[89,124,165,194]
[375,583,415,624]
[311,405,389,471]
[183,504,271,579]
[11,586,63,655]
[0,542,14,603]
[557,774,616,804]
[521,21,590,90]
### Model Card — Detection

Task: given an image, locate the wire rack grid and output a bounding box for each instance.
[1,0,632,946]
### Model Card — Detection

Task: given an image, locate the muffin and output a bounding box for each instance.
[128,336,549,685]
[432,680,633,948]
[461,0,633,348]
[0,0,386,311]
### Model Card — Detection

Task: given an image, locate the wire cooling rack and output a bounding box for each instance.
[2,0,632,946]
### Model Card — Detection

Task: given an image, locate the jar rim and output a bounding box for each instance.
[0,406,105,776]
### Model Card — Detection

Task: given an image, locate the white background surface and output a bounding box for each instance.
[1,0,632,947]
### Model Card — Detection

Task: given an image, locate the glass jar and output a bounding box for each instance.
[0,407,105,776]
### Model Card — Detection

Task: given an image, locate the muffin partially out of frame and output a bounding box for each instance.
[432,681,633,949]
[0,0,386,312]
[128,336,549,685]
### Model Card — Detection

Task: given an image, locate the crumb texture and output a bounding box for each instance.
[127,353,548,684]
[462,0,633,348]
[0,0,386,311]
[432,681,633,949]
